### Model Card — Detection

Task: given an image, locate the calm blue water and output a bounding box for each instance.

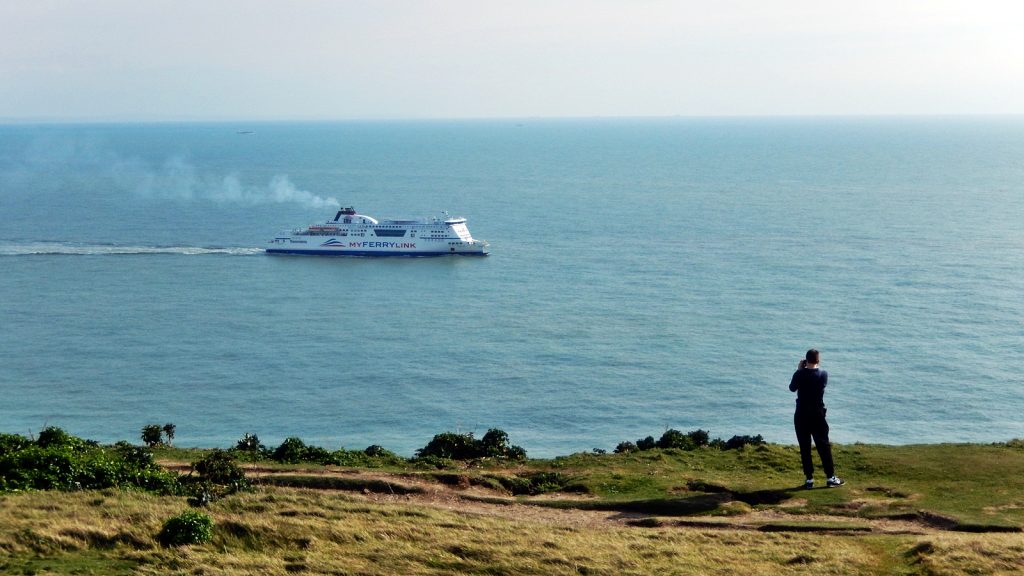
[2,118,1023,457]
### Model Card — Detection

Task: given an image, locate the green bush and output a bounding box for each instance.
[180,450,249,506]
[636,436,657,451]
[157,510,213,547]
[720,435,766,450]
[162,423,176,446]
[303,445,333,464]
[265,437,407,467]
[657,429,692,450]
[480,429,510,456]
[193,450,247,485]
[415,429,527,461]
[141,424,163,447]
[272,437,310,464]
[364,444,387,457]
[0,429,178,493]
[687,429,711,447]
[37,426,84,449]
[271,437,338,465]
[235,433,265,452]
[657,429,711,450]
[332,447,406,468]
[229,433,270,462]
[614,441,638,454]
[621,430,762,453]
[116,444,157,468]
[0,433,31,455]
[480,429,527,460]
[416,432,479,460]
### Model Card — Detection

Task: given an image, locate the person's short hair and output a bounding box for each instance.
[805,349,820,364]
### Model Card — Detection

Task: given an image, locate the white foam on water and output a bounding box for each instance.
[0,241,263,257]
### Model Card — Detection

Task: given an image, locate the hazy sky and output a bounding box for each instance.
[2,1,1022,121]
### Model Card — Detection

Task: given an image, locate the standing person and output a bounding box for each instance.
[789,349,844,489]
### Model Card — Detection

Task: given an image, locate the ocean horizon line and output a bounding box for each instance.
[3,112,1023,127]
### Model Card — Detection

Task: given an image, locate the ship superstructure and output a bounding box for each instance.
[266,207,489,256]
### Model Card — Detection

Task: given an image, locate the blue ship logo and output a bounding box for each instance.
[321,239,346,247]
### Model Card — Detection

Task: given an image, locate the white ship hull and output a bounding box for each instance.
[266,208,488,257]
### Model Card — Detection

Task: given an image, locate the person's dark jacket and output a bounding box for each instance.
[789,367,828,416]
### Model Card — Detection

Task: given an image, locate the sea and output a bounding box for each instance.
[2,117,1023,458]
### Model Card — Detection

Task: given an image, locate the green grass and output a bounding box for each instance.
[0,551,139,576]
[521,442,1024,529]
[155,440,1024,529]
[6,441,1024,574]
[3,486,1022,575]
[0,489,929,575]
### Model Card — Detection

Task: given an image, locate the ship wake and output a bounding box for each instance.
[0,241,263,257]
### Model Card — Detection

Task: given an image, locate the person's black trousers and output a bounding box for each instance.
[794,411,835,479]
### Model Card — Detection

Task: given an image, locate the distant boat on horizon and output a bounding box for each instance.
[236,130,255,135]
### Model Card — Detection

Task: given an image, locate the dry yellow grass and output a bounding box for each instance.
[7,486,1023,575]
[905,533,1024,576]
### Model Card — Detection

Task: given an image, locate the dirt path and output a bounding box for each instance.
[162,461,937,535]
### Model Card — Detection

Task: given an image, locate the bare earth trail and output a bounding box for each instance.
[161,462,939,537]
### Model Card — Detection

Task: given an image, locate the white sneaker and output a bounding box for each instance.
[803,479,814,489]
[827,476,845,487]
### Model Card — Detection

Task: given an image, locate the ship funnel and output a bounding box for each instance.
[334,206,358,222]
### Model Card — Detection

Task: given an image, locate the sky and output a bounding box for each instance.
[1,0,1022,121]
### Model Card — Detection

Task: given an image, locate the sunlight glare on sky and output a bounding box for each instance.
[1,0,1022,120]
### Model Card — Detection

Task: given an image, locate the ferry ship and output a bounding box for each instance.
[266,207,489,256]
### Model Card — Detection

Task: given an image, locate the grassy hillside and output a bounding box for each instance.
[3,434,1024,575]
